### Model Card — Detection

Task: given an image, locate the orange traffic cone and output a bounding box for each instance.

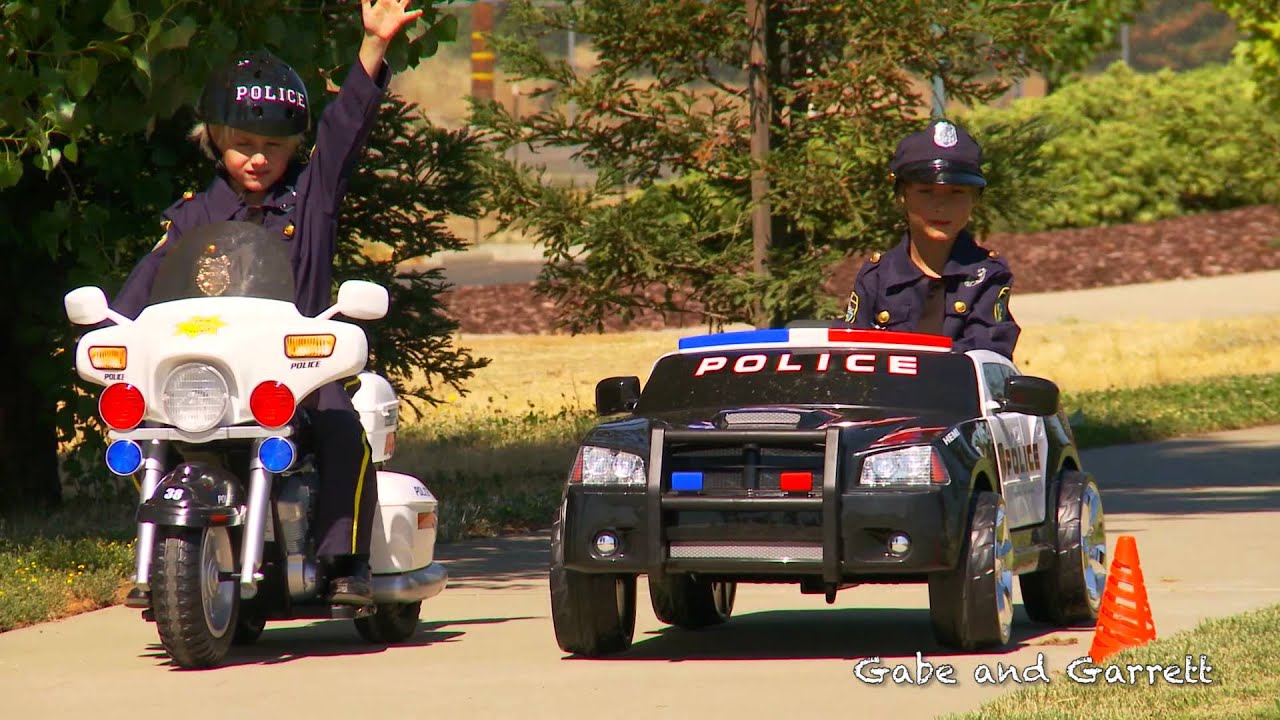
[1088,534,1157,663]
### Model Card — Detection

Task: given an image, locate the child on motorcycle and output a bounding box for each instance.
[842,118,1021,360]
[110,0,427,606]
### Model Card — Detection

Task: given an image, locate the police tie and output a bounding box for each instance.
[918,278,946,336]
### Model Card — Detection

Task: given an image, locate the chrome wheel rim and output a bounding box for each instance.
[1081,482,1108,612]
[993,503,1014,643]
[712,581,736,618]
[201,527,235,639]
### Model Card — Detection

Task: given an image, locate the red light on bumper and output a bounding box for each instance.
[780,471,813,492]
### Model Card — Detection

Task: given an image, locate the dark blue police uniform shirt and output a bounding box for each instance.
[110,60,390,321]
[844,230,1021,359]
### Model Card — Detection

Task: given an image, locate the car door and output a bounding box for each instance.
[979,360,1047,529]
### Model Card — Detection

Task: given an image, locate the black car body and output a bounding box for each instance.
[550,326,1108,657]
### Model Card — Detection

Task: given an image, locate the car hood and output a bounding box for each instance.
[583,405,959,457]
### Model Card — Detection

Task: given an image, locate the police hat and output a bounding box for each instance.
[889,119,986,188]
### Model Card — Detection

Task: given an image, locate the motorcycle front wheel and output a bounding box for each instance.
[151,526,240,669]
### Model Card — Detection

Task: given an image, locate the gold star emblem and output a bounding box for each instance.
[175,316,227,338]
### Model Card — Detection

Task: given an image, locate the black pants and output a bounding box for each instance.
[304,381,378,559]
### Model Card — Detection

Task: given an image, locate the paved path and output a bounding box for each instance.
[2,426,1278,719]
[421,246,1280,323]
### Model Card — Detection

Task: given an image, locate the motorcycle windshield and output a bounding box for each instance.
[148,221,295,306]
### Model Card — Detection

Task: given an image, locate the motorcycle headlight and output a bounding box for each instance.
[162,363,229,433]
[860,446,950,486]
[571,446,647,487]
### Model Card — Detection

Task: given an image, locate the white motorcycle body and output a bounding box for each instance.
[63,222,446,667]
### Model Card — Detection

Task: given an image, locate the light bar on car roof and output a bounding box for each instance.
[677,327,952,353]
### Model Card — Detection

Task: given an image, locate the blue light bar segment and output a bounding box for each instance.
[259,436,296,474]
[105,439,143,476]
[671,471,704,491]
[678,328,790,350]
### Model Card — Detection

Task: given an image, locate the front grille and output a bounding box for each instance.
[669,542,823,561]
[665,441,826,495]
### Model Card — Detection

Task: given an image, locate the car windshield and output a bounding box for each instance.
[147,221,294,306]
[635,347,980,417]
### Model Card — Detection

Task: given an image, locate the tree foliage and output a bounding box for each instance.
[1213,0,1280,108]
[0,0,482,510]
[471,0,1143,334]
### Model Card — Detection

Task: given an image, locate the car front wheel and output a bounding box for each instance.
[928,490,1015,651]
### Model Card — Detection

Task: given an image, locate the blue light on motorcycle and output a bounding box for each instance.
[105,439,143,476]
[259,436,296,474]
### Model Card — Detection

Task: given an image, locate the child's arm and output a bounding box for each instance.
[304,1,425,220]
[953,269,1021,359]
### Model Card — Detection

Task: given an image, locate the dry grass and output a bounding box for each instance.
[407,314,1280,423]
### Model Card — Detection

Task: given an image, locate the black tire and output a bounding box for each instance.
[1020,471,1107,626]
[151,526,240,669]
[929,491,1015,651]
[354,602,422,644]
[649,574,736,629]
[232,615,266,645]
[548,511,636,657]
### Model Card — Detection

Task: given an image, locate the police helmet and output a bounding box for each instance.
[889,118,986,189]
[199,50,310,139]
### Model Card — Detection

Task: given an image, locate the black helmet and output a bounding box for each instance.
[889,118,986,188]
[199,50,310,138]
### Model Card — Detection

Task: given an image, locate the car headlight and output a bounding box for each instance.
[571,446,647,487]
[162,363,229,433]
[860,446,950,486]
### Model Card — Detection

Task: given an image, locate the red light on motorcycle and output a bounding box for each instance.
[250,381,295,428]
[417,511,438,529]
[99,383,145,430]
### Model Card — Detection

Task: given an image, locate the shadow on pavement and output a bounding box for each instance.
[1082,431,1280,516]
[575,606,1087,663]
[142,615,537,669]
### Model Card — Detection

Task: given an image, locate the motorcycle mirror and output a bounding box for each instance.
[319,280,389,321]
[65,286,130,326]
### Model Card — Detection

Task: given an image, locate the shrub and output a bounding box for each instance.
[959,61,1280,231]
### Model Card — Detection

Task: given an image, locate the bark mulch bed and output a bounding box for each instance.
[439,204,1280,336]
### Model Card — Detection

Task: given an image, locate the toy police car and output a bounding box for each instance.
[549,324,1107,657]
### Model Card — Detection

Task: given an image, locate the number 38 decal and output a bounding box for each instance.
[162,487,185,500]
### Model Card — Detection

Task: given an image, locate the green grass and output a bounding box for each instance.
[0,501,136,632]
[1062,374,1280,449]
[942,603,1280,720]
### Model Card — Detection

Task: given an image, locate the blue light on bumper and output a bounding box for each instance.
[671,471,704,491]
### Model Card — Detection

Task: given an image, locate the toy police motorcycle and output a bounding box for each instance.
[64,221,447,669]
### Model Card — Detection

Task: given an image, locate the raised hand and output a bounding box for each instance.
[362,0,425,44]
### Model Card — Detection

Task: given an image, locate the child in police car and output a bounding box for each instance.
[843,119,1021,360]
[110,0,427,606]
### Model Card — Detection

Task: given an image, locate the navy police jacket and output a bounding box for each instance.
[844,230,1021,359]
[110,60,390,321]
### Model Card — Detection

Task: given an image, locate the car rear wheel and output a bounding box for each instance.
[649,574,736,629]
[929,491,1014,651]
[1020,471,1107,626]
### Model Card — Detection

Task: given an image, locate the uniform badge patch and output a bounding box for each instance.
[933,121,958,148]
[963,267,986,287]
[994,286,1011,322]
[844,290,859,323]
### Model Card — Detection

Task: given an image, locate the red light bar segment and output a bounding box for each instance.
[780,471,813,492]
[827,328,952,349]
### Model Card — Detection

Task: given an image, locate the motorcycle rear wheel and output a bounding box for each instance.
[151,526,240,669]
